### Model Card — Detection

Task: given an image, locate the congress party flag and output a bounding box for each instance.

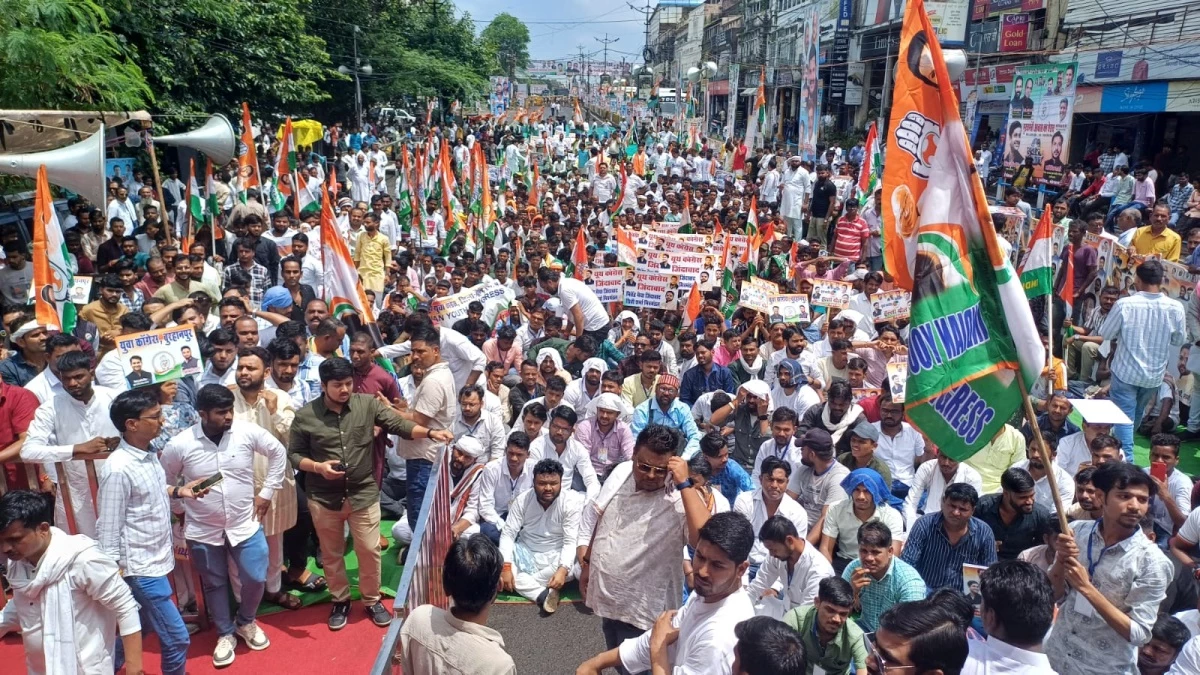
[320,190,376,324]
[858,121,881,197]
[744,68,767,150]
[32,166,75,332]
[881,0,1042,460]
[1018,206,1054,299]
[237,102,260,194]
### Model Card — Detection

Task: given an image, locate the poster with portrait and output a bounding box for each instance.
[624,265,675,310]
[870,289,912,322]
[1001,62,1077,187]
[963,564,987,615]
[810,279,855,308]
[796,6,822,162]
[117,326,203,388]
[586,267,627,303]
[853,387,883,404]
[887,355,908,404]
[767,293,812,324]
[738,277,780,313]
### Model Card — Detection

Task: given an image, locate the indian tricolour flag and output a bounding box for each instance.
[744,68,767,150]
[32,166,75,332]
[746,196,760,239]
[720,235,738,318]
[616,227,637,266]
[297,176,319,215]
[320,190,375,323]
[858,122,881,197]
[1018,207,1054,299]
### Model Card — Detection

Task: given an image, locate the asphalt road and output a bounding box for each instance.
[490,599,614,674]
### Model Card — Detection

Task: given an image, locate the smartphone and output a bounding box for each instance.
[194,472,224,491]
[332,462,347,472]
[1151,461,1168,482]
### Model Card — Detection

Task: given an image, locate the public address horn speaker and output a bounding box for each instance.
[0,125,107,206]
[155,113,237,165]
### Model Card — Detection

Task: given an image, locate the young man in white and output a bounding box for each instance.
[734,456,810,576]
[472,431,535,544]
[747,514,835,619]
[528,406,600,501]
[498,458,582,613]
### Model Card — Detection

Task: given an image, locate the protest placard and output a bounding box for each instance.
[766,293,811,324]
[624,265,675,309]
[737,277,779,313]
[430,283,517,328]
[810,279,855,308]
[586,267,627,303]
[117,326,203,388]
[886,355,908,403]
[870,289,912,322]
[853,388,883,404]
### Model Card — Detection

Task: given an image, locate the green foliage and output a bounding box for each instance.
[0,0,151,109]
[480,13,530,79]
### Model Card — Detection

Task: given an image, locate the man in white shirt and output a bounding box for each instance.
[97,388,196,675]
[537,267,611,343]
[107,186,139,229]
[734,456,810,575]
[903,454,983,526]
[452,384,507,462]
[498,457,582,613]
[591,162,618,205]
[0,489,145,675]
[22,351,122,538]
[962,558,1056,675]
[563,357,606,415]
[160,384,287,667]
[747,514,835,619]
[577,512,757,675]
[528,406,600,501]
[1014,434,1075,516]
[874,394,934,499]
[380,315,486,391]
[24,332,82,403]
[473,431,535,545]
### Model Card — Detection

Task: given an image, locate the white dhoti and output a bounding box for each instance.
[512,541,573,602]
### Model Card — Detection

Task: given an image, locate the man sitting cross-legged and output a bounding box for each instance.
[498,458,582,614]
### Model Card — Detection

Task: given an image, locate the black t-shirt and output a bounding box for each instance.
[811,179,839,218]
[974,492,1051,561]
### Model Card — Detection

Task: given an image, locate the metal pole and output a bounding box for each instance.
[353,27,363,129]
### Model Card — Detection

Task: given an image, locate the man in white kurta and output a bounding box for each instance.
[528,411,600,501]
[498,461,582,606]
[780,158,811,242]
[347,153,373,203]
[22,371,121,538]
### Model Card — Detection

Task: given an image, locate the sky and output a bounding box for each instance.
[454,0,649,65]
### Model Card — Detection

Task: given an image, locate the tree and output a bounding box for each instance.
[0,0,151,110]
[480,13,530,80]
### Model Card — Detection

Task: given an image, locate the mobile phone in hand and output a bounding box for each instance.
[194,472,224,491]
[1151,461,1168,482]
[332,462,347,472]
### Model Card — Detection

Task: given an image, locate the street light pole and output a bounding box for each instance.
[338,26,373,129]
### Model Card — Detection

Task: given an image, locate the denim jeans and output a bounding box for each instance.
[479,512,507,545]
[115,575,190,675]
[189,527,269,636]
[405,459,434,529]
[1109,374,1156,461]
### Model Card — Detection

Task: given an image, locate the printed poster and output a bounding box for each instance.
[853,387,883,404]
[1002,62,1077,187]
[117,326,203,388]
[738,277,780,313]
[29,276,93,305]
[886,355,908,404]
[767,294,812,325]
[430,283,517,328]
[585,266,627,303]
[870,289,912,322]
[624,265,676,310]
[810,279,855,308]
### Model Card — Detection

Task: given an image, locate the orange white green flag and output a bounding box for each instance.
[320,189,376,324]
[32,166,75,332]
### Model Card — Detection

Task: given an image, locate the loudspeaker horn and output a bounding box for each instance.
[0,125,107,207]
[155,113,237,164]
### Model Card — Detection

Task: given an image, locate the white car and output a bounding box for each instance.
[378,107,416,125]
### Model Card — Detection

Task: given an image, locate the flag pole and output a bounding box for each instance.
[1015,369,1071,534]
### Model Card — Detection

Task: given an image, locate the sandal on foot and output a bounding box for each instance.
[265,590,303,610]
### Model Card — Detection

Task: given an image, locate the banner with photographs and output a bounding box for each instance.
[767,294,812,324]
[117,326,203,388]
[853,387,883,404]
[584,267,628,303]
[1002,62,1077,187]
[633,229,723,292]
[797,6,821,162]
[870,289,912,322]
[738,277,780,313]
[887,355,908,403]
[624,265,680,310]
[430,283,517,328]
[810,279,855,308]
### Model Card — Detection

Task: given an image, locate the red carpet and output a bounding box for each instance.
[0,599,394,674]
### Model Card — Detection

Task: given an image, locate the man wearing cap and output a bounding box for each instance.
[393,436,489,545]
[498,457,583,613]
[792,428,852,544]
[836,420,894,486]
[575,393,635,479]
[564,358,607,414]
[631,374,702,458]
[710,380,775,472]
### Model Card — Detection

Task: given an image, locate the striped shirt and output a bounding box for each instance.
[842,557,927,632]
[1097,291,1187,388]
[96,441,175,577]
[900,512,997,591]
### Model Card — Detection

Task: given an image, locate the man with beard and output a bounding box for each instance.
[1006,121,1025,164]
[782,577,869,675]
[646,319,679,377]
[578,511,756,675]
[842,521,926,633]
[1042,131,1066,180]
[901,483,997,592]
[748,513,835,619]
[266,338,320,409]
[564,358,606,415]
[710,380,775,471]
[728,336,768,387]
[1014,431,1076,517]
[766,327,820,389]
[473,432,535,545]
[903,453,983,525]
[680,340,737,407]
[529,407,599,501]
[498,458,583,613]
[574,393,635,480]
[622,348,662,409]
[975,467,1052,561]
[161,384,288,666]
[631,374,703,458]
[1021,391,1080,445]
[734,456,811,578]
[796,381,865,456]
[452,385,506,462]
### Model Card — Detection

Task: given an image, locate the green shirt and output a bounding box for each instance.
[289,393,417,511]
[783,604,869,675]
[836,452,893,486]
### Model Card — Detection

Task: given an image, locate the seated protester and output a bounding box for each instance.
[576,512,756,675]
[630,374,702,458]
[398,535,515,674]
[710,379,775,471]
[679,339,737,407]
[964,423,1028,496]
[687,454,731,515]
[511,375,568,433]
[1046,463,1174,675]
[1087,432,1125,467]
[731,615,810,675]
[873,389,934,501]
[563,357,606,414]
[701,429,755,505]
[518,402,549,441]
[507,360,543,424]
[796,380,865,457]
[1148,433,1192,545]
[964,559,1056,674]
[781,577,868,675]
[621,348,661,408]
[1013,430,1076,517]
[1068,465,1104,522]
[562,335,598,381]
[1016,516,1062,573]
[903,452,983,527]
[842,521,927,633]
[616,333,650,379]
[526,316,570,363]
[748,515,835,619]
[693,389,732,432]
[393,437,488,546]
[769,358,821,420]
[1020,391,1081,445]
[753,407,803,478]
[728,336,768,386]
[901,483,998,591]
[498,458,582,613]
[975,467,1053,561]
[535,347,572,386]
[1141,372,1180,437]
[868,589,973,674]
[1140,615,1192,675]
[575,393,635,480]
[816,340,853,388]
[792,428,852,545]
[820,468,906,574]
[1153,514,1197,617]
[837,419,894,486]
[473,432,535,545]
[452,385,508,462]
[528,407,600,501]
[733,457,810,578]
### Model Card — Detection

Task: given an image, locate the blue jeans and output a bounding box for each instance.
[1109,374,1156,461]
[115,575,190,675]
[479,512,507,545]
[189,527,269,636]
[406,459,434,530]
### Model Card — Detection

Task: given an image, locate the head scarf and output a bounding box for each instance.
[657,374,681,389]
[11,321,45,341]
[840,468,891,506]
[582,358,608,376]
[538,348,564,371]
[260,286,293,312]
[737,379,775,414]
[588,392,631,419]
[776,359,807,387]
[453,436,487,460]
[615,310,641,332]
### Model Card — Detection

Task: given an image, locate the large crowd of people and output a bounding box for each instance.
[0,101,1199,675]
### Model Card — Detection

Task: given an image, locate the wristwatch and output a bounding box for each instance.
[675,479,693,491]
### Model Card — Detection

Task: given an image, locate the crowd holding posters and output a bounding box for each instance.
[870,289,911,322]
[117,326,203,388]
[624,264,677,310]
[1001,62,1078,187]
[430,282,517,327]
[584,266,627,303]
[810,279,855,308]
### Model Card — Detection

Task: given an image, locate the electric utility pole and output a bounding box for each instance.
[595,33,619,81]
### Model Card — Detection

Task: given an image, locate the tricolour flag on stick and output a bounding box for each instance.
[205,160,223,242]
[1057,243,1074,318]
[1018,207,1054,299]
[32,165,75,333]
[320,190,376,324]
[881,0,1043,460]
[679,191,693,233]
[744,68,767,150]
[858,121,881,197]
[746,196,760,240]
[720,235,738,318]
[184,158,203,251]
[616,227,637,266]
[683,279,703,325]
[238,102,260,196]
[276,117,297,195]
[572,227,589,281]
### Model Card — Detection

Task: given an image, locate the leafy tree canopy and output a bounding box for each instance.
[480,13,530,79]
